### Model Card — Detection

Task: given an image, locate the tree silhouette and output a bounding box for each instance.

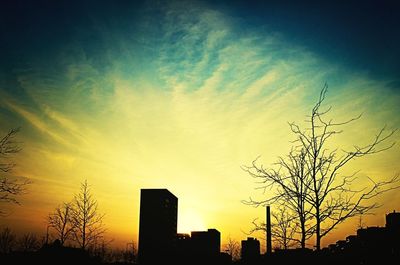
[270,206,299,250]
[48,202,75,246]
[223,236,240,261]
[16,232,40,252]
[0,128,30,216]
[71,180,106,250]
[244,149,314,249]
[90,237,114,262]
[245,84,400,250]
[250,206,299,250]
[0,227,16,254]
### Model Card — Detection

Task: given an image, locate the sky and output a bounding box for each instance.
[1,0,399,250]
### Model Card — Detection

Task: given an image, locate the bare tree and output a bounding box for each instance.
[223,236,240,261]
[243,149,314,248]
[48,202,75,246]
[71,180,106,250]
[0,227,16,254]
[357,214,366,230]
[108,244,136,264]
[0,128,30,215]
[270,207,299,250]
[245,84,400,251]
[249,206,299,250]
[17,233,40,252]
[90,237,114,262]
[124,241,137,264]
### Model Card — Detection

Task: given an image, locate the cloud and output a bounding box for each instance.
[5,101,71,147]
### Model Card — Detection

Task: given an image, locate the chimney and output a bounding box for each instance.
[266,205,272,254]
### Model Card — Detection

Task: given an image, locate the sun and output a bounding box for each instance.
[178,209,207,234]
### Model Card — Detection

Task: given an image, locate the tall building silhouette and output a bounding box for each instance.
[138,189,178,264]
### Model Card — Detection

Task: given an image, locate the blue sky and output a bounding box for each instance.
[2,0,400,88]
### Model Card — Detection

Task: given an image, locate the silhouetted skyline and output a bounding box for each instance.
[1,0,399,252]
[2,188,398,264]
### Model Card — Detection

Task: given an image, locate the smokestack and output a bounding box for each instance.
[266,205,272,254]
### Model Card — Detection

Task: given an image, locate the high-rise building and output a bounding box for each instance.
[138,189,178,264]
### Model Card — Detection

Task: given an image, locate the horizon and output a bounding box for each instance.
[1,0,400,251]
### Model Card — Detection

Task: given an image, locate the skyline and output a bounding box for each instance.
[1,0,400,250]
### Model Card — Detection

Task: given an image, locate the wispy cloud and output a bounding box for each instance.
[5,101,72,147]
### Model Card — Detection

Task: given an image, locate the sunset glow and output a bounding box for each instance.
[1,0,399,251]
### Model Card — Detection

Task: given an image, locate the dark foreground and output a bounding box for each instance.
[1,246,399,265]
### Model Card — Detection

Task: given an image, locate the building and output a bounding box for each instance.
[241,237,260,261]
[357,226,387,252]
[190,229,221,258]
[386,210,400,231]
[138,189,178,264]
[176,233,191,259]
[386,210,400,254]
[324,210,400,261]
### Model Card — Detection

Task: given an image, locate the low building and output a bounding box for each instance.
[241,237,260,261]
[191,229,221,258]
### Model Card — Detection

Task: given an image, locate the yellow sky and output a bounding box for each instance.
[1,76,399,250]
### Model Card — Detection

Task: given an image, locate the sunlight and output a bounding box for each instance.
[178,209,207,234]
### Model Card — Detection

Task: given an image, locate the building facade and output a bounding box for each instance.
[241,237,260,261]
[138,189,178,264]
[191,229,221,258]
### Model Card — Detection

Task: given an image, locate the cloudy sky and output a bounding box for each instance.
[1,0,399,249]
